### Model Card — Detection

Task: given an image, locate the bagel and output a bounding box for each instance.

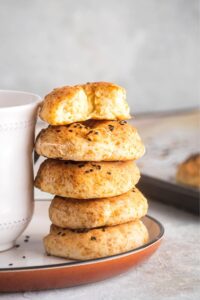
[35,120,145,161]
[39,82,130,125]
[49,188,148,229]
[44,221,149,260]
[176,153,200,188]
[35,159,140,199]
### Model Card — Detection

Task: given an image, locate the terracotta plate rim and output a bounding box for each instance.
[0,214,164,272]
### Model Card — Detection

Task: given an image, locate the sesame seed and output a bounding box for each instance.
[108,125,114,131]
[78,164,85,168]
[70,161,78,165]
[119,120,127,125]
[91,236,96,240]
[73,228,90,233]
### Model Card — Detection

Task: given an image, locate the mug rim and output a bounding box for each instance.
[0,89,41,111]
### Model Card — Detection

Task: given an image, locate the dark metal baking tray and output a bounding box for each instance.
[138,174,199,215]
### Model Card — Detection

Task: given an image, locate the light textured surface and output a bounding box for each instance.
[0,0,198,113]
[0,200,199,300]
[134,111,200,184]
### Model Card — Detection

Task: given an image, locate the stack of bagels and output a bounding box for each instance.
[35,82,149,260]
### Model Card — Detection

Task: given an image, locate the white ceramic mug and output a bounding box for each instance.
[0,90,41,251]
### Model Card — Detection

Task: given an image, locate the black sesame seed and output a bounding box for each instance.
[96,165,101,170]
[25,235,30,239]
[61,233,66,236]
[73,228,90,233]
[107,172,111,175]
[56,129,61,132]
[24,239,29,242]
[108,125,114,131]
[95,132,99,135]
[69,130,73,132]
[88,130,93,134]
[85,170,90,174]
[119,120,127,125]
[22,256,26,259]
[9,263,13,266]
[87,138,92,141]
[91,236,96,241]
[90,169,93,172]
[102,228,106,232]
[15,244,20,248]
[78,164,85,168]
[57,232,62,235]
[70,161,78,165]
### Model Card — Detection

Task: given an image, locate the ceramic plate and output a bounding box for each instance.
[0,200,164,292]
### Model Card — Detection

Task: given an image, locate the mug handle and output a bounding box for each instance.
[34,151,40,164]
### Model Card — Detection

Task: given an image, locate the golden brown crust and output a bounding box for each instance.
[49,188,148,229]
[176,153,200,188]
[43,220,149,260]
[35,120,145,161]
[39,82,130,125]
[35,159,140,199]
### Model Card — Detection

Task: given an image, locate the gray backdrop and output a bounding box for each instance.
[0,0,198,113]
